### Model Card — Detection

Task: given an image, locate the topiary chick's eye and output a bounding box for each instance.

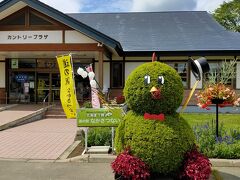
[144,75,151,85]
[158,76,164,85]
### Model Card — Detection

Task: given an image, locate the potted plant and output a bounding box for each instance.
[111,148,150,180]
[196,59,240,110]
[196,83,240,109]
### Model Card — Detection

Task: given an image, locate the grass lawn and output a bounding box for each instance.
[181,113,240,130]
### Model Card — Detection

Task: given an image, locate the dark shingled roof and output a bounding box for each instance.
[68,11,240,53]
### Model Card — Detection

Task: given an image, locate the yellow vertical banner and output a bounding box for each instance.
[57,54,79,119]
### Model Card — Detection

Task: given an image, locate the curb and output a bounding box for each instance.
[58,140,82,160]
[0,104,18,112]
[210,159,240,167]
[56,154,116,163]
[0,157,239,167]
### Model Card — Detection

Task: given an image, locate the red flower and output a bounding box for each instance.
[111,148,150,180]
[179,147,212,180]
[116,95,125,104]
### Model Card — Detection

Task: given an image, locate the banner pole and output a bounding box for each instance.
[70,54,79,109]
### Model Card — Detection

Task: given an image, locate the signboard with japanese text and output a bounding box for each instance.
[11,59,18,69]
[15,74,28,82]
[0,31,62,44]
[77,108,123,127]
[57,54,79,119]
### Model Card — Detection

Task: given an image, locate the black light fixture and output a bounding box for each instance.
[190,57,210,81]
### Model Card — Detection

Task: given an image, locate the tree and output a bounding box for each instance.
[213,0,240,32]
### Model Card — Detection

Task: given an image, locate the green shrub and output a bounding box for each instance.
[115,111,195,174]
[87,127,112,146]
[83,101,92,108]
[212,142,240,159]
[124,62,183,115]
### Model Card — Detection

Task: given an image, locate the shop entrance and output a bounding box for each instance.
[7,59,92,104]
[37,73,60,104]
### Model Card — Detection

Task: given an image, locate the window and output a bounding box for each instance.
[37,59,56,69]
[9,72,35,103]
[111,62,123,88]
[168,62,188,88]
[10,59,36,69]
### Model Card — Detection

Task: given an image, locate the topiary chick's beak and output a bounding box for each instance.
[150,86,161,99]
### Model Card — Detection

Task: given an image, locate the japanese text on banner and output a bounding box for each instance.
[57,54,79,118]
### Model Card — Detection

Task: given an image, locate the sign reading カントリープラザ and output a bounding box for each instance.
[0,31,62,44]
[77,108,123,127]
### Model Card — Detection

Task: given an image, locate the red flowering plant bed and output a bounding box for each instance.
[111,148,150,180]
[179,147,212,180]
[196,83,240,110]
[116,95,125,104]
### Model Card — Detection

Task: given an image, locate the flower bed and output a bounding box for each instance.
[111,148,150,180]
[193,123,240,159]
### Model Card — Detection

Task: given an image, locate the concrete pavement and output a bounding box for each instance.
[212,167,240,180]
[0,160,114,180]
[0,160,240,180]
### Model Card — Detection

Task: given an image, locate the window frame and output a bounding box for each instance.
[110,61,124,88]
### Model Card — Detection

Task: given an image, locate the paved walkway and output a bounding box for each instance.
[0,118,77,160]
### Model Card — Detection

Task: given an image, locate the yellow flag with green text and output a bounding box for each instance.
[57,54,79,118]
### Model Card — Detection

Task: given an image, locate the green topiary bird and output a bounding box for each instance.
[115,61,196,175]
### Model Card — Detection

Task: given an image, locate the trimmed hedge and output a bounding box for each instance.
[124,62,184,115]
[115,111,195,174]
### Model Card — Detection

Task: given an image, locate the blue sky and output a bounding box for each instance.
[0,0,230,13]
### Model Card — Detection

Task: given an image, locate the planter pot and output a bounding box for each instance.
[114,173,125,180]
[212,98,224,104]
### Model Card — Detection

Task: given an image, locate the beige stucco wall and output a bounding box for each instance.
[237,62,240,89]
[65,30,97,44]
[0,62,5,88]
[94,62,110,92]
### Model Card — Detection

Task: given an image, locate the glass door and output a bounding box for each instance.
[37,73,50,103]
[52,73,60,102]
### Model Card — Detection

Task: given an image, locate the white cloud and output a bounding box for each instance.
[0,0,228,12]
[39,0,83,13]
[131,0,197,11]
[195,0,230,12]
[130,0,228,12]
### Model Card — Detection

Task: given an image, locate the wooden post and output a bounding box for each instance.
[49,73,52,104]
[98,51,104,90]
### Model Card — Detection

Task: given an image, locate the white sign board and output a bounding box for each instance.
[0,31,62,44]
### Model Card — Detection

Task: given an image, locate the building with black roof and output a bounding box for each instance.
[0,0,239,104]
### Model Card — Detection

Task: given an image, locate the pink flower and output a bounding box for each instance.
[195,83,240,109]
